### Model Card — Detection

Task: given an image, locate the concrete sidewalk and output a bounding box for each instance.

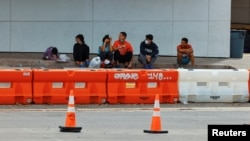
[0,52,249,69]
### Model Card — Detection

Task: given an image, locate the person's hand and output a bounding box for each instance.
[51,54,57,60]
[127,63,132,69]
[75,61,80,65]
[104,38,109,44]
[118,45,125,49]
[146,55,151,62]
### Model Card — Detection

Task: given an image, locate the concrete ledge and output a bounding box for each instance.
[0,52,245,69]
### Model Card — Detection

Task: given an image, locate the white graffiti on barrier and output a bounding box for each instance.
[114,73,139,80]
[147,72,164,80]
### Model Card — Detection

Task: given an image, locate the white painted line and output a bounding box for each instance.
[0,107,250,112]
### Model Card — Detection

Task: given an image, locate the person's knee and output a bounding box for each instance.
[151,56,157,62]
[127,51,133,59]
[108,51,113,54]
[114,50,119,55]
[139,53,145,59]
[189,53,194,59]
[114,50,119,57]
[127,51,133,56]
[138,55,144,64]
[106,51,112,56]
[177,53,182,58]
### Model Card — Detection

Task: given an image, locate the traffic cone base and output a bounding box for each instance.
[59,126,82,133]
[143,130,168,134]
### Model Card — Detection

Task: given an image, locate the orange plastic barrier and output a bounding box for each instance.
[0,69,32,105]
[33,69,107,104]
[107,69,179,104]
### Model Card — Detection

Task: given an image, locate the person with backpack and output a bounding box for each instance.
[43,46,59,60]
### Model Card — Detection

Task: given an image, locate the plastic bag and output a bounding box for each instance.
[58,54,71,62]
[88,56,101,68]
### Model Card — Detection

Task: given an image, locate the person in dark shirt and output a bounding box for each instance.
[138,34,159,69]
[73,34,90,67]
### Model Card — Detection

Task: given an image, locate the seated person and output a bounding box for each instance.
[138,34,159,69]
[43,46,59,60]
[73,34,90,68]
[177,37,195,68]
[113,32,134,68]
[98,34,114,68]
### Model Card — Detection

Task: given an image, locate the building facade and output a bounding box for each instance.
[0,0,231,57]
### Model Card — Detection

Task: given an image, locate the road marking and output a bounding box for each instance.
[1,107,250,112]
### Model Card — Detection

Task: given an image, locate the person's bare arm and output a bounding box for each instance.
[178,47,192,54]
[128,55,133,69]
[100,45,105,52]
[113,44,124,51]
[177,47,185,53]
[100,38,110,52]
[186,48,193,53]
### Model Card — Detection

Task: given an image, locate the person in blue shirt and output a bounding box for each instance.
[98,34,113,62]
[138,34,159,69]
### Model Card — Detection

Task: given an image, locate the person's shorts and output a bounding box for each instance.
[181,56,190,64]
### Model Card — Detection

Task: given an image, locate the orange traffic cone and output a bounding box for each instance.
[59,90,82,132]
[144,94,168,134]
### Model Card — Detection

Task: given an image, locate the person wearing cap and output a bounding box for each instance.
[73,34,90,68]
[98,34,114,68]
[113,32,134,68]
[177,37,195,68]
[138,34,159,69]
[43,46,59,60]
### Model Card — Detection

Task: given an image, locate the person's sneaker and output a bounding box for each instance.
[115,64,121,68]
[188,65,194,70]
[148,65,153,69]
[80,64,85,68]
[178,64,183,68]
[144,65,149,69]
[85,60,90,67]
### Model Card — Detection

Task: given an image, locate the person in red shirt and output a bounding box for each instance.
[113,32,134,68]
[177,37,195,68]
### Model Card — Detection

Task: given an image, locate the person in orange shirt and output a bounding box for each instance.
[177,37,195,68]
[113,32,134,68]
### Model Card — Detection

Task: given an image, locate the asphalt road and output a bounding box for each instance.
[1,104,250,141]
